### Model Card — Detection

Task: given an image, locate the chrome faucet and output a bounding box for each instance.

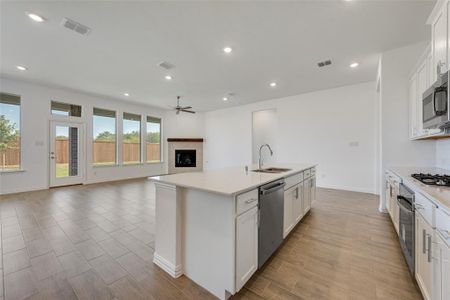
[258,144,273,170]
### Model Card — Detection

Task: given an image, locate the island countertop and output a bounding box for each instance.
[149,163,316,196]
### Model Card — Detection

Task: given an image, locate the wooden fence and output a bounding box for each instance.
[0,140,161,167]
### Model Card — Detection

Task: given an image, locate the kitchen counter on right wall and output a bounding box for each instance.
[390,167,450,213]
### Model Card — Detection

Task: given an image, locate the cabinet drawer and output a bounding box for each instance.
[236,189,258,215]
[415,192,436,227]
[285,172,303,190]
[436,207,450,245]
[304,169,311,178]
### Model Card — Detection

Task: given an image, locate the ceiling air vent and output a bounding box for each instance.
[317,60,332,68]
[61,17,91,36]
[158,61,175,70]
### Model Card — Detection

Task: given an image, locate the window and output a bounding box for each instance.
[51,101,82,117]
[0,93,21,171]
[146,116,161,162]
[123,113,141,164]
[93,108,116,166]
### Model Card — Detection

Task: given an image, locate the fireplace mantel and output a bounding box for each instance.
[167,138,204,143]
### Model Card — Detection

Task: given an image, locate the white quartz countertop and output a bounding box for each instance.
[149,163,316,196]
[389,167,450,213]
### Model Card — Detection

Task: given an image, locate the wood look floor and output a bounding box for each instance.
[0,179,422,300]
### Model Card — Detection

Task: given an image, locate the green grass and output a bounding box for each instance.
[56,163,69,178]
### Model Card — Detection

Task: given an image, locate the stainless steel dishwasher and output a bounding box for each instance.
[258,179,285,268]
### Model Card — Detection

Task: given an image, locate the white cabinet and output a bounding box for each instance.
[283,185,295,238]
[283,183,303,238]
[431,7,448,83]
[433,232,450,300]
[310,176,316,204]
[303,177,311,215]
[235,206,258,292]
[416,212,434,300]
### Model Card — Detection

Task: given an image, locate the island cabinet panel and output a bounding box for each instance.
[303,177,312,214]
[283,185,295,238]
[236,189,258,215]
[235,206,258,292]
[292,183,303,224]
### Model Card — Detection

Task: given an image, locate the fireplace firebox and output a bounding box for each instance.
[175,150,196,168]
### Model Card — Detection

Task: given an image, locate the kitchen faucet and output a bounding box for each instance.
[258,144,273,170]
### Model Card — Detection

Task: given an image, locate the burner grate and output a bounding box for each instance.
[411,173,450,187]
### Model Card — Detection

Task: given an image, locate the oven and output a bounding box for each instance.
[397,184,415,275]
[423,71,450,129]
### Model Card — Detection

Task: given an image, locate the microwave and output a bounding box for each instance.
[422,71,450,129]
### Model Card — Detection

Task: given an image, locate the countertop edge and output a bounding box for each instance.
[149,164,316,196]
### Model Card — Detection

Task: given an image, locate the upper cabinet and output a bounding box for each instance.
[408,0,450,140]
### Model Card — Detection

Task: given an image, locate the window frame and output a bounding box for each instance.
[145,116,163,164]
[50,100,83,118]
[92,107,118,167]
[0,92,22,172]
[122,112,142,165]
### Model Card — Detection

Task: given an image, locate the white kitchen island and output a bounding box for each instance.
[149,163,316,299]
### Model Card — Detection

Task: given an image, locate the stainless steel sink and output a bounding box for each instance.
[252,167,292,174]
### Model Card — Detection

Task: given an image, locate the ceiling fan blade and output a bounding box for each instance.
[176,110,180,115]
[181,109,196,114]
[181,106,192,110]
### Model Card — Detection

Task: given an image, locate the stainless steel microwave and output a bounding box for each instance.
[422,71,450,129]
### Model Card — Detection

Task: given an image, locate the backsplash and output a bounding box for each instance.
[436,139,450,170]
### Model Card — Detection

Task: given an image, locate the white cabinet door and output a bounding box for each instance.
[432,8,448,83]
[441,240,450,300]
[310,176,316,206]
[417,60,428,136]
[292,183,303,224]
[409,75,418,138]
[303,178,311,214]
[283,187,295,238]
[236,206,258,292]
[416,214,433,300]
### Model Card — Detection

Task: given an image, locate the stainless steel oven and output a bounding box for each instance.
[423,71,450,129]
[397,184,415,275]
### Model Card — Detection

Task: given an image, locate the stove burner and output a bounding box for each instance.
[411,173,450,187]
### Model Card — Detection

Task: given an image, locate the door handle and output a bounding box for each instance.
[295,187,299,199]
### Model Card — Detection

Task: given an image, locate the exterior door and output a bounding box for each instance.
[49,121,84,187]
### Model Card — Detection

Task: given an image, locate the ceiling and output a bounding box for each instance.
[0,0,435,111]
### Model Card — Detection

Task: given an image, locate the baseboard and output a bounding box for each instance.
[153,252,183,278]
[0,184,48,195]
[318,184,378,195]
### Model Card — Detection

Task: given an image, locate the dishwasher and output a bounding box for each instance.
[258,179,285,268]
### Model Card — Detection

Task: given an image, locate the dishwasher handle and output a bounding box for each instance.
[260,181,286,195]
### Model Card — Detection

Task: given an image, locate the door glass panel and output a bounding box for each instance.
[55,126,78,178]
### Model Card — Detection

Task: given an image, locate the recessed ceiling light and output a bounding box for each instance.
[269,82,277,87]
[222,97,228,101]
[16,65,27,71]
[223,47,232,54]
[165,75,173,80]
[27,12,45,22]
[350,62,359,68]
[124,92,130,97]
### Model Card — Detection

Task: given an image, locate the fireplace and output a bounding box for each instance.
[175,150,196,168]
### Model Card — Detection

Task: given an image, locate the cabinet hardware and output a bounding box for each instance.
[245,198,257,204]
[295,187,299,199]
[427,234,432,263]
[423,229,427,254]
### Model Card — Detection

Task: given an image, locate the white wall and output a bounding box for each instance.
[436,139,450,170]
[378,42,437,209]
[0,77,194,194]
[204,81,378,194]
[252,109,277,165]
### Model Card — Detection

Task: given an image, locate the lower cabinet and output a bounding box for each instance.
[416,212,434,300]
[235,206,258,292]
[303,177,311,215]
[283,183,303,238]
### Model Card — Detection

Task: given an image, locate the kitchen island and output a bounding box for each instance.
[149,163,316,299]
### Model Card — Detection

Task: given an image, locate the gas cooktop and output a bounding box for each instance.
[411,173,450,187]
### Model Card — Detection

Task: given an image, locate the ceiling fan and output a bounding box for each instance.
[172,96,195,114]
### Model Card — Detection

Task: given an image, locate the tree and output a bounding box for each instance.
[123,130,140,143]
[0,115,19,152]
[0,115,19,169]
[146,131,160,143]
[95,131,115,142]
